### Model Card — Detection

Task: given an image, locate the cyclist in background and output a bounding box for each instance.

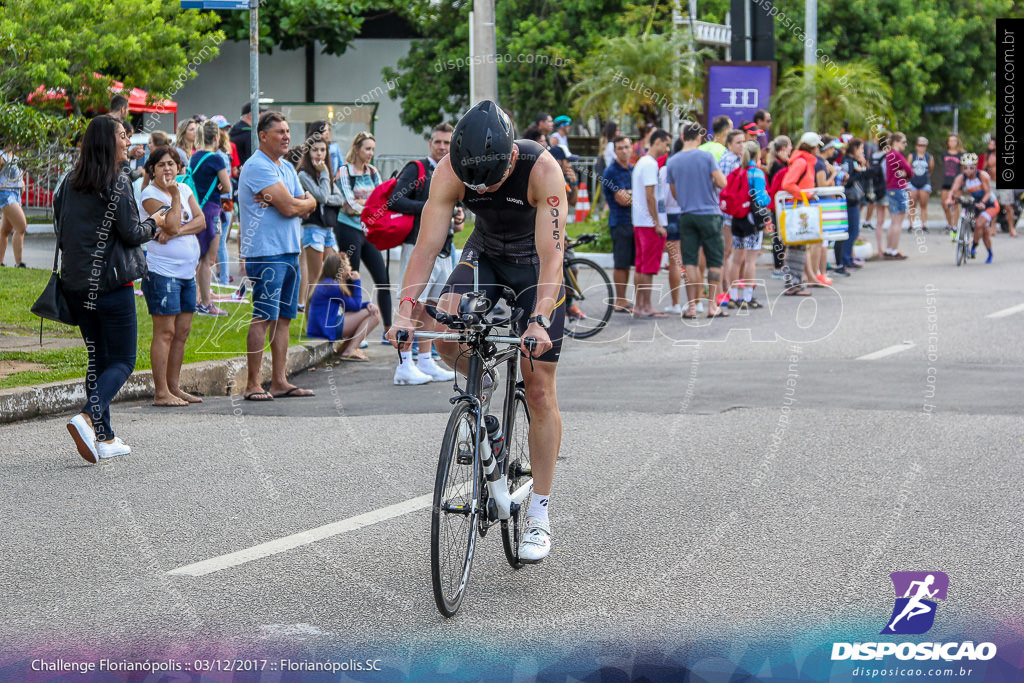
[388,101,567,564]
[940,134,963,234]
[945,153,998,263]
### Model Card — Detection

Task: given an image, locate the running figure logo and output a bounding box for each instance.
[881,571,949,635]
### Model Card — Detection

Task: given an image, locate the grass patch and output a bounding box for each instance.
[453,218,611,252]
[0,268,304,390]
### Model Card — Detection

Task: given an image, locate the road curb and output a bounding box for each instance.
[0,339,335,424]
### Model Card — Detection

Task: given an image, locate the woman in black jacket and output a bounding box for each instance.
[57,115,160,463]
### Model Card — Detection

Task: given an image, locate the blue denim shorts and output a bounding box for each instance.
[301,226,339,252]
[887,189,909,214]
[666,213,682,241]
[246,253,300,321]
[141,272,197,316]
[0,189,21,208]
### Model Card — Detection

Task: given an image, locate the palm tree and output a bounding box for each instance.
[569,32,707,127]
[771,61,895,136]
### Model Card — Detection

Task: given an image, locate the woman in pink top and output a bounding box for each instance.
[884,132,914,259]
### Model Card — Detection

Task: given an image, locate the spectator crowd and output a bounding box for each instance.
[20,95,1018,463]
[593,110,1019,316]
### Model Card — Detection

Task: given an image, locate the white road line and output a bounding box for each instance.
[857,342,915,361]
[986,303,1024,319]
[168,494,433,577]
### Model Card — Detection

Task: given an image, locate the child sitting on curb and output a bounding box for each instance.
[306,253,381,360]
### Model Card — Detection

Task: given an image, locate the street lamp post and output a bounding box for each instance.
[803,0,816,130]
[470,0,498,105]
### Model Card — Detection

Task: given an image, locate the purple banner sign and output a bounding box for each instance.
[704,61,776,137]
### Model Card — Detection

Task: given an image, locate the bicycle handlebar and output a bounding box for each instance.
[567,233,598,248]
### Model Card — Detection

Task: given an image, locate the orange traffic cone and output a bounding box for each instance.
[574,184,590,223]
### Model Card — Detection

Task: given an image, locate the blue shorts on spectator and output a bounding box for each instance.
[302,226,339,253]
[141,272,198,316]
[247,253,300,321]
[887,189,908,214]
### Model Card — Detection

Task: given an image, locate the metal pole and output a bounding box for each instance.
[249,0,259,155]
[471,0,498,104]
[953,105,959,135]
[802,0,816,130]
[468,10,475,105]
[744,0,752,61]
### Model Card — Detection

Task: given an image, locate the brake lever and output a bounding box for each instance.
[523,336,537,373]
[395,329,409,365]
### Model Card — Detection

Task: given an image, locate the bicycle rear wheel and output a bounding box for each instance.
[501,390,533,568]
[431,402,480,617]
[564,257,614,340]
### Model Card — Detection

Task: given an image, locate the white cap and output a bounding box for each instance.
[799,132,822,147]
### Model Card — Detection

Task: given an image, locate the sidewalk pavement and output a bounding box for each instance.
[0,338,337,425]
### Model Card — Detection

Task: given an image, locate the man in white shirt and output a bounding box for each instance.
[630,129,671,318]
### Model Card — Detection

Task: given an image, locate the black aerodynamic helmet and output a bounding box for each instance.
[450,100,515,191]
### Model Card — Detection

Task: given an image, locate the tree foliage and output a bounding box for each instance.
[770,0,1013,145]
[216,0,391,56]
[770,62,894,137]
[382,0,472,137]
[3,0,223,118]
[386,0,629,137]
[496,0,626,129]
[570,33,707,125]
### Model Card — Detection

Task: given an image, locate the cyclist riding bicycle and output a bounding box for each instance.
[387,101,567,563]
[945,152,998,263]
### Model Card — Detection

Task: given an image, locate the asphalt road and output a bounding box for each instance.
[1,227,1023,681]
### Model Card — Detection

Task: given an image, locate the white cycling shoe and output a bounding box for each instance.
[518,516,551,563]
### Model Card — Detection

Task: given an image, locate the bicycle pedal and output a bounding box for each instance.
[456,445,473,465]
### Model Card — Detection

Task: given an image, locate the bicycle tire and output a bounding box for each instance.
[501,390,533,568]
[563,257,614,340]
[431,401,481,617]
[955,215,971,266]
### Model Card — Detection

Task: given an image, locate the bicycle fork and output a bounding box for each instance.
[469,357,532,522]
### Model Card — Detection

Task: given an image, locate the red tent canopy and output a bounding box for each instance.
[29,74,177,124]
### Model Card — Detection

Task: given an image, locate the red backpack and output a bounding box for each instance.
[719,166,751,218]
[361,160,425,250]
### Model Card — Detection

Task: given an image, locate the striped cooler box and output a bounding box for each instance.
[817,196,849,242]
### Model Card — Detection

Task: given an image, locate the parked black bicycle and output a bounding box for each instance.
[562,233,613,340]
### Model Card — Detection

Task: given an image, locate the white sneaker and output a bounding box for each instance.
[518,516,551,563]
[663,303,683,314]
[67,414,97,463]
[97,437,131,459]
[393,361,432,385]
[417,358,455,382]
[696,301,706,314]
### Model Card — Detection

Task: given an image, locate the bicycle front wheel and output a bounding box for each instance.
[501,390,533,568]
[431,402,480,617]
[955,217,971,266]
[563,257,614,340]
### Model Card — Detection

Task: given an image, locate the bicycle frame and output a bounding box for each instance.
[416,330,532,522]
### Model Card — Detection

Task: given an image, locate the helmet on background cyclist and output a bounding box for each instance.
[450,100,515,191]
[960,152,978,169]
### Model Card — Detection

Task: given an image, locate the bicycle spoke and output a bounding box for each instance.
[431,405,479,616]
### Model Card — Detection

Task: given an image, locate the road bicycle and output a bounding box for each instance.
[952,196,976,267]
[395,267,537,617]
[562,233,613,340]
